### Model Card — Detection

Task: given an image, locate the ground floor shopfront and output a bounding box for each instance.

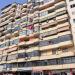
[1,69,75,75]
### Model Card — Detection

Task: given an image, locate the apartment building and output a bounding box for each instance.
[0,0,75,75]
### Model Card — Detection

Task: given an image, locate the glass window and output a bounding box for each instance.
[2,56,7,61]
[52,49,57,55]
[7,54,18,61]
[73,19,75,23]
[21,17,28,23]
[40,11,48,17]
[5,41,10,47]
[63,57,71,64]
[18,53,25,58]
[58,34,72,42]
[39,40,50,47]
[30,51,40,57]
[48,8,54,14]
[34,26,40,32]
[43,0,50,3]
[71,4,75,8]
[69,0,73,1]
[55,3,66,10]
[20,24,26,28]
[7,29,12,33]
[19,30,27,36]
[0,43,5,48]
[14,26,21,31]
[14,39,19,45]
[71,57,75,63]
[10,40,14,46]
[0,55,2,61]
[27,25,34,35]
[7,24,12,29]
[48,59,57,65]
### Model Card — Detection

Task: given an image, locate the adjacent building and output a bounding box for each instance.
[0,0,75,75]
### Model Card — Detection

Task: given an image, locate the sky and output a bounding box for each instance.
[0,0,27,9]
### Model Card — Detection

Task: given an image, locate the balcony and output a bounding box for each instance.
[7,54,18,64]
[33,17,39,24]
[40,26,57,34]
[18,49,25,54]
[22,8,27,12]
[18,41,26,46]
[7,46,18,53]
[58,31,71,36]
[7,59,18,64]
[5,33,11,39]
[55,7,66,13]
[55,1,65,7]
[18,58,26,63]
[32,65,63,71]
[26,47,39,53]
[29,56,40,61]
[57,26,70,32]
[39,0,54,10]
[26,38,39,45]
[0,19,9,27]
[39,12,55,22]
[0,36,5,41]
[41,20,55,29]
[56,14,68,21]
[40,38,73,51]
[1,5,12,13]
[57,22,70,28]
[40,29,57,38]
[0,27,4,32]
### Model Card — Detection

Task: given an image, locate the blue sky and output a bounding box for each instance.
[0,0,27,9]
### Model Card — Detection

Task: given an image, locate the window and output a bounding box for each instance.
[40,30,57,38]
[43,0,50,4]
[0,55,2,61]
[0,43,5,48]
[58,34,72,42]
[7,24,12,30]
[14,39,19,45]
[2,56,7,61]
[19,30,27,36]
[18,53,26,58]
[34,26,40,32]
[7,29,12,33]
[63,57,71,64]
[52,49,57,54]
[70,4,75,8]
[71,57,75,63]
[40,11,48,17]
[69,0,73,1]
[48,59,57,65]
[39,40,50,47]
[48,8,54,14]
[27,25,34,35]
[14,26,21,31]
[73,19,75,23]
[20,24,26,28]
[5,41,10,47]
[62,47,68,52]
[10,40,14,46]
[12,63,17,68]
[29,50,40,57]
[7,54,18,61]
[55,2,66,10]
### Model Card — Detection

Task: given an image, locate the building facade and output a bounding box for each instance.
[0,0,75,75]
